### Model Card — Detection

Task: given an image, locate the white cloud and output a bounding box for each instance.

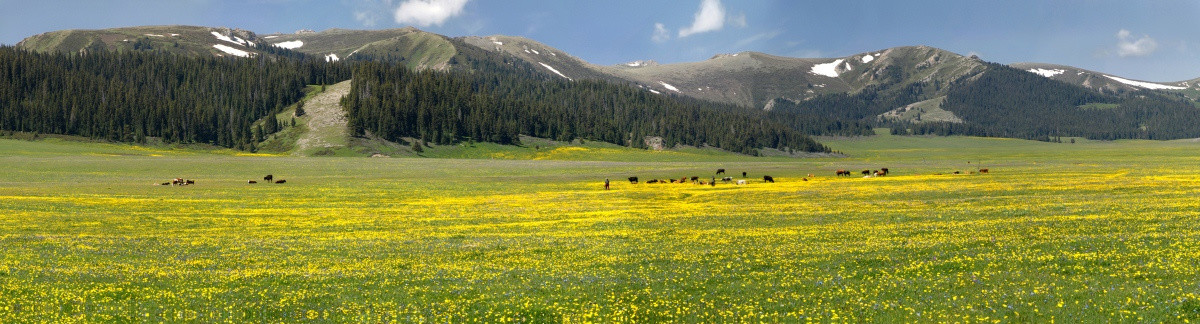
[393,0,469,27]
[652,23,671,43]
[355,11,379,27]
[1116,29,1158,57]
[678,0,726,37]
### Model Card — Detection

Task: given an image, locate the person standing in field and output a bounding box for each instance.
[605,178,610,190]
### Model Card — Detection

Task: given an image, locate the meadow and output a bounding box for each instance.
[2,134,1200,322]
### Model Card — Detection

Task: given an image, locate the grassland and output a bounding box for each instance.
[2,133,1200,322]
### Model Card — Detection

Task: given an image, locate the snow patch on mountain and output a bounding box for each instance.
[531,49,540,55]
[144,34,164,37]
[861,55,875,63]
[1028,68,1065,78]
[273,40,304,49]
[538,62,570,80]
[810,59,845,78]
[649,89,661,94]
[660,82,681,92]
[325,54,339,62]
[1103,75,1186,90]
[211,31,247,47]
[213,44,251,57]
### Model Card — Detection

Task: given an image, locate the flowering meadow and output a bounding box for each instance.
[1,136,1199,322]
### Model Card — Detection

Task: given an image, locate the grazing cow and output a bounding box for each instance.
[264,174,274,181]
[979,168,989,174]
[736,180,747,185]
[628,176,639,184]
[690,176,700,183]
[722,177,733,183]
[160,182,170,186]
[679,177,688,183]
[953,171,962,175]
[803,178,809,181]
[248,180,257,184]
[742,171,747,178]
[881,168,889,175]
[763,175,775,183]
[647,179,659,184]
[275,179,287,184]
[716,169,726,175]
[185,180,195,185]
[861,170,871,176]
[836,170,850,177]
[874,171,884,177]
[669,179,678,183]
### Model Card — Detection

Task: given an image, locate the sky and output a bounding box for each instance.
[3,0,1198,81]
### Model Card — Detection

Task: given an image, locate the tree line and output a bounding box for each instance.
[0,47,350,149]
[340,61,829,154]
[900,63,1200,140]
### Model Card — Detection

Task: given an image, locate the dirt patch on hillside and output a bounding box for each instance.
[294,81,351,155]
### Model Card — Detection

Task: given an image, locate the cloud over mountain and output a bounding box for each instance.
[678,0,726,37]
[1116,29,1157,57]
[393,0,469,27]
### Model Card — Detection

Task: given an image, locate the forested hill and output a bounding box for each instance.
[341,61,829,155]
[0,47,351,150]
[896,63,1200,140]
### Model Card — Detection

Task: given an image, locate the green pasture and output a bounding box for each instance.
[1,134,1200,322]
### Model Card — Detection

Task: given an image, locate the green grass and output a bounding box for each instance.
[3,135,1200,321]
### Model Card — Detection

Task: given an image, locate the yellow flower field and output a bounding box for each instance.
[1,136,1199,321]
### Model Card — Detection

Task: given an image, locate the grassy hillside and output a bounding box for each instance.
[17,25,271,58]
[3,136,1200,321]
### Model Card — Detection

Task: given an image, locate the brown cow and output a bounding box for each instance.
[979,168,989,174]
[836,170,850,177]
[880,168,889,175]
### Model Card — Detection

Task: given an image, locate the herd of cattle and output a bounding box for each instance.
[160,174,286,186]
[625,166,992,187]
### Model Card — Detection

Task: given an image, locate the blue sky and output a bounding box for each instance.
[3,0,1198,81]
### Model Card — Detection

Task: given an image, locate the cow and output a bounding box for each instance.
[736,180,747,185]
[248,180,258,184]
[275,179,286,184]
[264,174,274,181]
[722,177,733,183]
[742,171,747,178]
[979,168,989,174]
[716,169,726,175]
[669,179,678,183]
[679,177,688,183]
[628,177,639,184]
[836,170,851,177]
[185,180,195,185]
[880,168,889,175]
[647,179,659,184]
[803,178,809,181]
[808,174,814,178]
[874,171,885,177]
[861,170,871,176]
[690,176,700,183]
[763,175,775,183]
[160,182,171,186]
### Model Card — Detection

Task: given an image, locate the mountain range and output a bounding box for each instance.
[9,25,1200,154]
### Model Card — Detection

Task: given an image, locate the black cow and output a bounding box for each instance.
[763,175,775,183]
[881,168,889,175]
[264,174,274,181]
[628,176,639,184]
[716,168,726,175]
[721,177,733,183]
[248,180,257,184]
[275,179,287,184]
[742,171,747,178]
[836,170,850,177]
[647,179,659,184]
[185,180,195,185]
[861,170,870,176]
[690,176,700,183]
